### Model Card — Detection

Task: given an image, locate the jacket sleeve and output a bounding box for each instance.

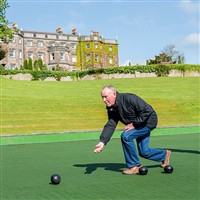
[99,110,118,145]
[130,95,154,125]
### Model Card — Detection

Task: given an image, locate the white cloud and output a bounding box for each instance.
[185,33,200,46]
[180,0,199,13]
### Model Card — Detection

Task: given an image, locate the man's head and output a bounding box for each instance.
[101,85,117,107]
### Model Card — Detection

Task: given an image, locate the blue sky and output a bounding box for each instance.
[7,0,199,65]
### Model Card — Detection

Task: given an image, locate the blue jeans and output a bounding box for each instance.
[121,126,166,168]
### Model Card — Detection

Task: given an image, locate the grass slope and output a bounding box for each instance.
[1,77,200,135]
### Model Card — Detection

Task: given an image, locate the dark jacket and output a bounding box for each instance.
[100,92,158,144]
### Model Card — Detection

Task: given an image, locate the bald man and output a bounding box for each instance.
[94,85,171,174]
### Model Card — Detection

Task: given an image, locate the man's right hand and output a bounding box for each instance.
[94,142,105,153]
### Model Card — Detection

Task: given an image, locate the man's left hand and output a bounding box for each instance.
[124,123,134,131]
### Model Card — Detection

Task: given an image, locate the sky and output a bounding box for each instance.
[6,0,200,66]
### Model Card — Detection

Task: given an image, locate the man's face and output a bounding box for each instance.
[101,88,116,107]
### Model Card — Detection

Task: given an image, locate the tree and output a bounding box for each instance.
[38,58,45,70]
[33,60,38,70]
[0,0,13,43]
[28,58,33,70]
[0,45,6,60]
[177,53,185,64]
[23,59,28,70]
[0,0,13,61]
[161,44,180,63]
[147,44,185,65]
[146,53,172,65]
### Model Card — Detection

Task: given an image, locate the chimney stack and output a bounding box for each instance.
[91,31,100,37]
[72,28,76,35]
[12,23,18,30]
[56,27,62,34]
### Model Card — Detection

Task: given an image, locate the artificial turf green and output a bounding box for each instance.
[1,133,199,200]
[0,126,199,145]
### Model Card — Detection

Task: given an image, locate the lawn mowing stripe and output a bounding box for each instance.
[0,126,199,146]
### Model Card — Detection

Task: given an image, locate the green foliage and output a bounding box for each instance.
[30,70,53,81]
[75,41,118,70]
[1,64,200,80]
[170,64,200,73]
[177,54,185,64]
[0,44,6,60]
[0,0,13,43]
[0,64,4,72]
[23,59,28,70]
[33,60,38,70]
[147,53,172,65]
[21,58,47,71]
[37,58,46,70]
[155,65,170,77]
[28,58,33,70]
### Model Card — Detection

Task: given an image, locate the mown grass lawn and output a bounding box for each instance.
[1,76,199,135]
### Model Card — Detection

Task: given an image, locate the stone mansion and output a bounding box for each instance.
[0,23,119,71]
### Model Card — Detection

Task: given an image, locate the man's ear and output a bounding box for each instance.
[114,91,117,98]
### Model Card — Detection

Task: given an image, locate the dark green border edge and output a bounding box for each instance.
[0,126,199,146]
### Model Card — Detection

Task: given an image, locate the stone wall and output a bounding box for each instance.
[2,70,199,81]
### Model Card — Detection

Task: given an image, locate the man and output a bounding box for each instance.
[94,85,171,174]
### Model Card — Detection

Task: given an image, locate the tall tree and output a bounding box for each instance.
[0,45,6,60]
[161,44,179,63]
[0,0,13,61]
[177,53,185,64]
[0,0,13,43]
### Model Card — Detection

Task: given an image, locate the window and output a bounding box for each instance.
[60,42,66,47]
[49,42,55,46]
[12,37,16,43]
[86,43,90,49]
[109,57,113,64]
[71,43,76,49]
[72,54,77,62]
[10,49,15,57]
[50,53,55,60]
[95,55,99,62]
[38,52,44,60]
[19,50,22,59]
[60,53,65,60]
[94,43,98,49]
[27,40,33,46]
[9,64,15,70]
[86,54,90,62]
[109,45,112,51]
[38,41,43,47]
[19,38,22,44]
[28,52,33,59]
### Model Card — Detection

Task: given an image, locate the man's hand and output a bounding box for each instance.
[94,142,105,153]
[124,123,134,131]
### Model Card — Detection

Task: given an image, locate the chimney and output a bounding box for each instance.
[56,27,62,34]
[12,23,18,29]
[91,31,100,37]
[72,28,76,35]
